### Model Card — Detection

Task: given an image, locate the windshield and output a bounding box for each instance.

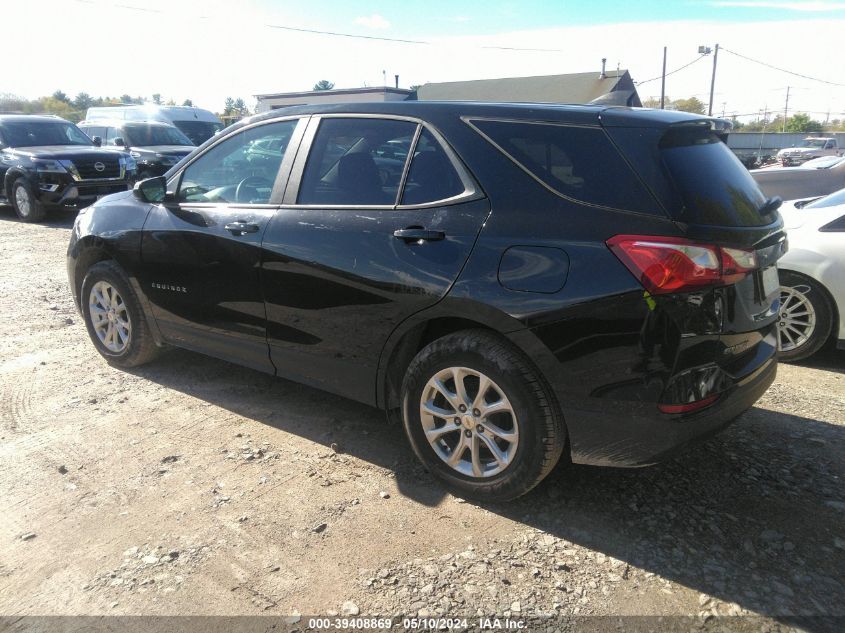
[124,124,193,147]
[806,187,845,209]
[801,139,827,148]
[0,120,92,147]
[172,120,224,145]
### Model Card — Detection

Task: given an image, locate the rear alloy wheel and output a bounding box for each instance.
[419,366,519,478]
[11,178,46,222]
[401,329,566,501]
[777,270,833,362]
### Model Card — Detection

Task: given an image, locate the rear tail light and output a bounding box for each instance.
[607,235,758,295]
[720,246,758,283]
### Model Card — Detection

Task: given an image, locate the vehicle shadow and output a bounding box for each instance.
[788,345,845,375]
[0,204,77,228]
[129,348,844,630]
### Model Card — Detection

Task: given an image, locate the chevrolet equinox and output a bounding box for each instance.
[68,103,785,500]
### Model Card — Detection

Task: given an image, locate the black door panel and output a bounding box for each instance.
[261,198,490,404]
[139,204,277,372]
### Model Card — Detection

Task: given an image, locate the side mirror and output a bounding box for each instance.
[133,176,168,203]
[92,136,102,147]
[113,137,128,148]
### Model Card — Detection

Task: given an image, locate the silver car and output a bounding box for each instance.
[752,157,845,201]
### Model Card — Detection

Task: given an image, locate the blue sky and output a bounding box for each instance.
[7,1,845,121]
[280,0,845,36]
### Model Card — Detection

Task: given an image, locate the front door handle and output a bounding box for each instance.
[224,221,260,236]
[393,227,446,242]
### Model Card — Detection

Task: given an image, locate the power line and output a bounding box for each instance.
[635,55,706,86]
[481,45,563,52]
[720,47,845,88]
[264,23,428,45]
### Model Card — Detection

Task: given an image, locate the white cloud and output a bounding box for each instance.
[4,2,845,122]
[711,1,845,10]
[354,14,391,30]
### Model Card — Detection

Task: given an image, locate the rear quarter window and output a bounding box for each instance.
[468,119,662,215]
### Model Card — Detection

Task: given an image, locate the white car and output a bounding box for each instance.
[777,189,845,360]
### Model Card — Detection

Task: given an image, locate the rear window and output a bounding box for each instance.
[658,126,770,226]
[469,119,660,214]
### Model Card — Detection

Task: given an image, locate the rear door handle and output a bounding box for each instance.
[393,228,446,242]
[224,221,260,236]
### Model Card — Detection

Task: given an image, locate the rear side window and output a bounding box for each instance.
[658,126,769,226]
[298,118,417,206]
[401,129,465,205]
[469,119,660,214]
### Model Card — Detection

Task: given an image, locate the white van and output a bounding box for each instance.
[85,105,223,145]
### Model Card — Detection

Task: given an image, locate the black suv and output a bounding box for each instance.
[77,120,194,180]
[68,103,785,500]
[1,115,136,222]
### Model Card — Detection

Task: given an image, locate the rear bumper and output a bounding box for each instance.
[565,356,776,467]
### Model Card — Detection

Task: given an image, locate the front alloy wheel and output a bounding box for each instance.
[89,281,132,353]
[11,178,46,222]
[80,260,160,367]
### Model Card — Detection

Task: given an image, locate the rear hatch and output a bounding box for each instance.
[605,119,785,395]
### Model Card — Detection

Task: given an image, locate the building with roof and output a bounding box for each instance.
[416,64,641,107]
[255,86,414,114]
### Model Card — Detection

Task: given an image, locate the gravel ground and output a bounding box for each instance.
[0,208,843,632]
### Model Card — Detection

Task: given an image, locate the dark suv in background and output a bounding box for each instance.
[78,120,195,180]
[68,102,785,500]
[0,115,136,222]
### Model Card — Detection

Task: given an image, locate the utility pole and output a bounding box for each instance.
[783,86,790,133]
[660,47,667,110]
[707,43,719,116]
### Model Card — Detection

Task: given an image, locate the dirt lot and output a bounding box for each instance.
[0,208,843,632]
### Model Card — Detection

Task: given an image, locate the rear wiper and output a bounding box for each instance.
[759,196,782,216]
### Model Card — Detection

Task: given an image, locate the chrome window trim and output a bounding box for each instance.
[168,115,308,208]
[286,113,484,211]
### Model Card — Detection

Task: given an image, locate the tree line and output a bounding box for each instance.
[642,95,844,132]
[0,91,250,123]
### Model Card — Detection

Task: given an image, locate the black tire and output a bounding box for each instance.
[11,178,46,222]
[80,261,160,367]
[777,270,834,362]
[401,329,566,501]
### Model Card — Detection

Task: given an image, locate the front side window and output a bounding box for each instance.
[81,126,106,141]
[820,214,845,232]
[298,118,417,205]
[105,127,124,146]
[178,119,298,204]
[470,119,658,213]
